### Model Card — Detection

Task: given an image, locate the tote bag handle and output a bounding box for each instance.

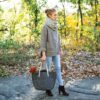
[38,62,49,77]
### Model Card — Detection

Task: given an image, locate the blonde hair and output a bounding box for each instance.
[45,8,56,17]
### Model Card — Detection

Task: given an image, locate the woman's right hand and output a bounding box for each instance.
[41,55,46,62]
[41,51,46,62]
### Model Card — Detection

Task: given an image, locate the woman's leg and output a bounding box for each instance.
[45,56,53,96]
[46,56,52,70]
[52,55,63,86]
[52,55,69,96]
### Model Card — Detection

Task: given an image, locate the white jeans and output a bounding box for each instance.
[46,55,63,86]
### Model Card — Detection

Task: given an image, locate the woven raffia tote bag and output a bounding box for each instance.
[32,62,56,90]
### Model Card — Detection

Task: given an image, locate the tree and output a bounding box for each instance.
[60,0,67,36]
[22,0,46,46]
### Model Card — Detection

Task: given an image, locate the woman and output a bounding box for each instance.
[40,8,69,96]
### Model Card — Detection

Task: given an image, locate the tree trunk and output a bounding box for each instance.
[78,0,83,38]
[62,1,66,36]
[34,0,38,30]
[94,0,99,50]
[75,9,80,41]
[95,0,98,27]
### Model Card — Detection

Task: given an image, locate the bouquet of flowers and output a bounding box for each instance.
[29,66,37,74]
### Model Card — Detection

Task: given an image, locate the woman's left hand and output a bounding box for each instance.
[60,49,64,56]
[59,49,63,56]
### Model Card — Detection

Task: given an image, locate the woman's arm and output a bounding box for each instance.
[58,35,61,49]
[40,26,47,60]
[58,35,63,56]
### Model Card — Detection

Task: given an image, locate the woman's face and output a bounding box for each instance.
[49,11,57,20]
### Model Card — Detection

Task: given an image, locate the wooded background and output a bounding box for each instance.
[0,0,100,77]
